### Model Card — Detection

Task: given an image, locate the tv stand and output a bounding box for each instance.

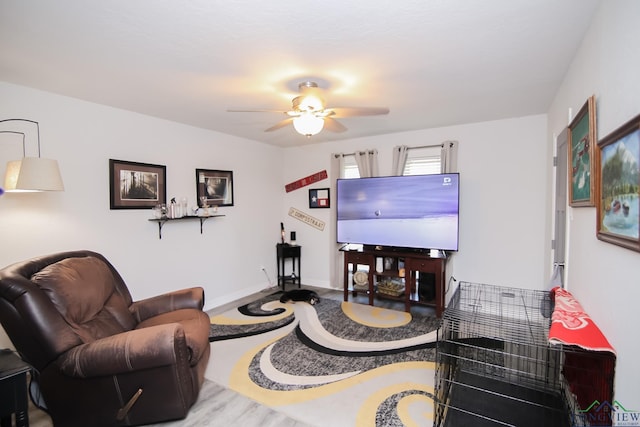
[342,247,447,317]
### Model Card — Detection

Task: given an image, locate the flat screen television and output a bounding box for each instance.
[336,173,460,251]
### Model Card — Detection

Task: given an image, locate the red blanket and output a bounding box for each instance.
[549,287,616,354]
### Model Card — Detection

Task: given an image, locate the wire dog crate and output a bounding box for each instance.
[434,282,615,427]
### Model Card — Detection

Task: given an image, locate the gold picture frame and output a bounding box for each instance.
[596,113,640,252]
[568,95,598,207]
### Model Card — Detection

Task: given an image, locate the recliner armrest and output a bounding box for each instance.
[129,286,205,322]
[58,323,188,378]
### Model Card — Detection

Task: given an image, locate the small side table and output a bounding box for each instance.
[276,244,301,290]
[0,350,31,427]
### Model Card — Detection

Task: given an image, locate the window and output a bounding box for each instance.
[343,155,360,179]
[340,146,444,178]
[403,146,441,175]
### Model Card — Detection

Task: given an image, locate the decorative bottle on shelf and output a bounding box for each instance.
[199,196,209,216]
[180,197,188,217]
[168,198,177,218]
[152,204,165,219]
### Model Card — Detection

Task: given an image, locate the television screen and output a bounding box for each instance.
[336,173,459,251]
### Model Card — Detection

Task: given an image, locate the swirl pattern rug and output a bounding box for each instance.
[207,293,439,426]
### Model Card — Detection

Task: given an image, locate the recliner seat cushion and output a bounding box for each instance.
[31,256,136,342]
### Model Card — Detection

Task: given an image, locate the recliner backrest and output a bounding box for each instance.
[0,250,137,370]
[31,256,136,343]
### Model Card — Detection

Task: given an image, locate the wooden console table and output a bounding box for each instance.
[342,248,447,317]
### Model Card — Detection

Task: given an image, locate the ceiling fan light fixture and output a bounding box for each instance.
[292,95,324,112]
[301,94,323,111]
[228,80,388,136]
[293,113,324,137]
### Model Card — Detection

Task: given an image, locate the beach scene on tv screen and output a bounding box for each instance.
[337,174,459,250]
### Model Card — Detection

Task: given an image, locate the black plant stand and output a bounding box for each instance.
[276,244,301,290]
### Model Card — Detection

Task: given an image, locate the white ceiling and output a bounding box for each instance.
[0,0,600,147]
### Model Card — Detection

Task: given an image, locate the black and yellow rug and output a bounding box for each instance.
[206,293,439,426]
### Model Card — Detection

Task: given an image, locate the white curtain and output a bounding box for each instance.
[329,153,346,289]
[441,140,458,173]
[392,145,409,176]
[355,149,379,178]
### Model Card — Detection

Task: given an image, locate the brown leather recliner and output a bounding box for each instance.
[0,250,211,426]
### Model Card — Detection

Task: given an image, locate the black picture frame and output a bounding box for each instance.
[196,169,234,207]
[109,159,166,209]
[309,187,330,208]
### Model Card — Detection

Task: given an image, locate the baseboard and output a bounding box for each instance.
[204,282,270,312]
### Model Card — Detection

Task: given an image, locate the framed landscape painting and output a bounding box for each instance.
[568,95,598,207]
[596,114,640,252]
[109,159,166,209]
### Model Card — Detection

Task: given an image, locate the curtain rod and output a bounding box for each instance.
[403,140,455,151]
[333,141,455,158]
[407,143,443,150]
[333,149,377,158]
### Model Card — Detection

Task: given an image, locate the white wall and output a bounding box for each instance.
[282,114,550,296]
[547,0,640,405]
[0,81,284,322]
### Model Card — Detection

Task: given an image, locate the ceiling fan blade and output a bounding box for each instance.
[324,117,348,133]
[326,107,390,117]
[265,118,294,132]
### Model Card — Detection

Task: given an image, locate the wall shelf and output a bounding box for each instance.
[148,215,225,239]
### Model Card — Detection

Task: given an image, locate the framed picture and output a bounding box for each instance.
[568,95,598,206]
[196,169,234,207]
[309,187,330,208]
[596,113,640,252]
[109,159,166,209]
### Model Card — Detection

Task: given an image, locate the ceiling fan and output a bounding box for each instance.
[227,81,390,137]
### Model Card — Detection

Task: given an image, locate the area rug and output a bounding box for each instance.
[206,292,440,427]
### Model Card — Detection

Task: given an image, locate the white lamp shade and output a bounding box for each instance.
[3,160,22,190]
[293,114,324,136]
[4,157,64,192]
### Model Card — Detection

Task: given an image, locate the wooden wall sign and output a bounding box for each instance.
[288,207,325,231]
[285,170,328,193]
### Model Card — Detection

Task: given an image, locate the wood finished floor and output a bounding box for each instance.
[26,285,434,426]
